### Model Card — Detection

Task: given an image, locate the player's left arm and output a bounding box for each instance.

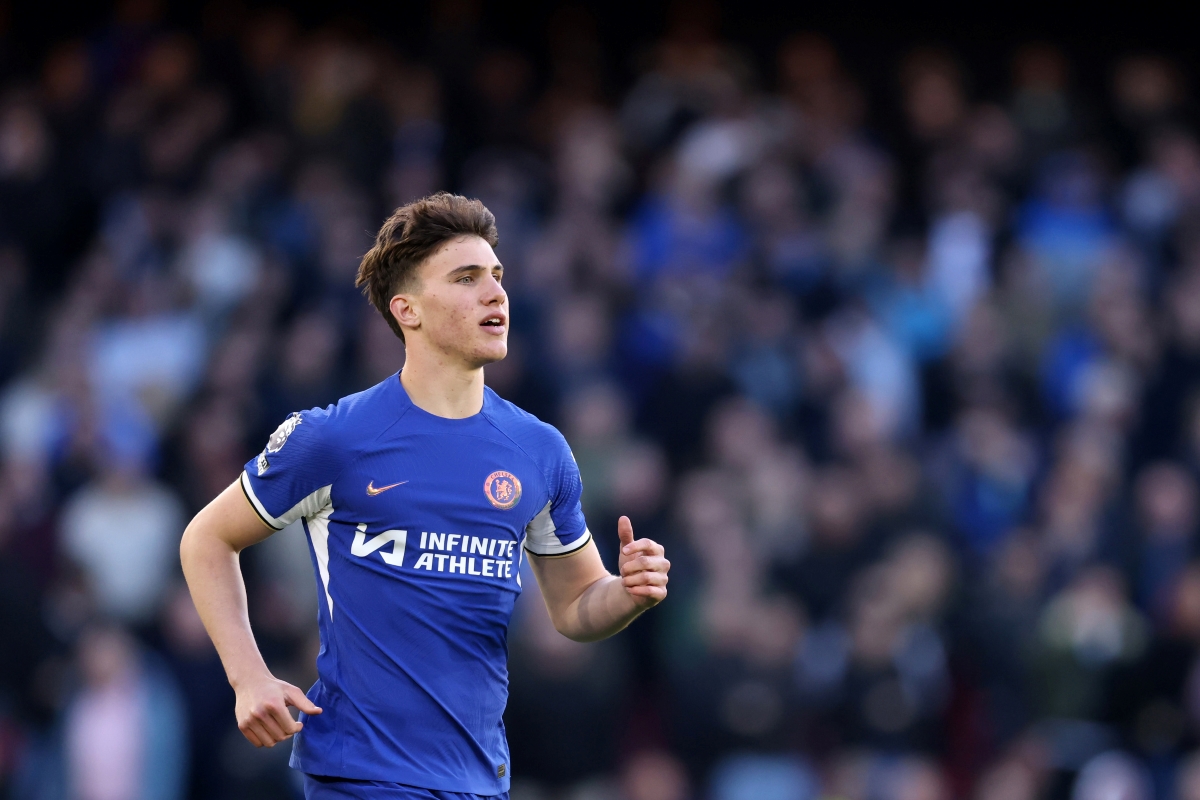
[528,515,669,643]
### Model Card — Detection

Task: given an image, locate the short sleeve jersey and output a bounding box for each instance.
[240,374,590,794]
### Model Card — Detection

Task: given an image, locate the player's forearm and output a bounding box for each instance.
[556,574,644,642]
[180,525,272,688]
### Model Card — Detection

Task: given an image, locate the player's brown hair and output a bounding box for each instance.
[356,192,499,342]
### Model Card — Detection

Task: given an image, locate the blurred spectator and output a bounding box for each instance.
[59,435,184,625]
[620,750,691,800]
[709,753,816,800]
[1071,750,1152,800]
[59,624,187,800]
[1033,567,1147,720]
[1133,464,1199,618]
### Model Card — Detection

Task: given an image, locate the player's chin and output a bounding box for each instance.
[471,335,508,363]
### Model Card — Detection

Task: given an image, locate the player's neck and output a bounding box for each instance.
[399,349,485,419]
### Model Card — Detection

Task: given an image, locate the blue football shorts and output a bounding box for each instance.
[303,774,509,800]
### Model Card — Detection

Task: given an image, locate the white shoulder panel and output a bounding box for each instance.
[523,500,591,557]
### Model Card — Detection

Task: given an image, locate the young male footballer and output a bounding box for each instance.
[180,193,670,799]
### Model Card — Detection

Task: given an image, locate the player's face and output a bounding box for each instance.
[402,235,508,368]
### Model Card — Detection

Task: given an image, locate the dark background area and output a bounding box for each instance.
[6,2,1200,800]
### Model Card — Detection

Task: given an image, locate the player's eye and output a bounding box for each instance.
[458,275,474,284]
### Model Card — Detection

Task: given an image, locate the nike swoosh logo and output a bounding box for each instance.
[366,480,407,496]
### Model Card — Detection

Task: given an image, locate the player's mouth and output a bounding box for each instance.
[480,313,507,334]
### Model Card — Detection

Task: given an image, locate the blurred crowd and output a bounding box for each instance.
[3,2,1200,800]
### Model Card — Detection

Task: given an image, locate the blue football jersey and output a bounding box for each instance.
[240,374,591,794]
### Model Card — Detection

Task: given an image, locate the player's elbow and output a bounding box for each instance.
[561,627,607,643]
[541,605,587,642]
[179,515,208,568]
[545,609,574,640]
[546,604,613,643]
[553,621,588,642]
[554,624,592,643]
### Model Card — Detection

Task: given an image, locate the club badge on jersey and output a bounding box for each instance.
[484,470,522,509]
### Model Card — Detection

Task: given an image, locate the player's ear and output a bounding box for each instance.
[389,293,421,334]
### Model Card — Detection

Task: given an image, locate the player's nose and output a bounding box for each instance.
[481,273,506,305]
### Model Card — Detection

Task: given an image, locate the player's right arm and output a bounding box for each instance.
[180,479,322,748]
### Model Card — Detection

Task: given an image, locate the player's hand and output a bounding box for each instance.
[234,673,322,748]
[617,515,669,609]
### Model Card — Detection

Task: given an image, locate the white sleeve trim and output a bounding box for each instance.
[241,471,284,529]
[240,471,332,530]
[524,500,592,556]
